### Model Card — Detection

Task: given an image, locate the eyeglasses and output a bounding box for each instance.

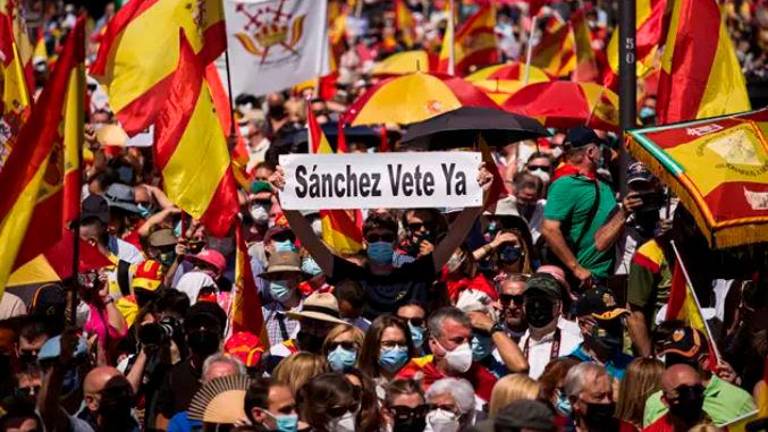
[398,317,424,328]
[407,222,432,232]
[327,341,358,352]
[527,165,550,172]
[500,294,525,305]
[326,401,360,418]
[366,232,396,243]
[390,404,430,420]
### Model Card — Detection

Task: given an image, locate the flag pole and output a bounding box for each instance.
[69,62,86,327]
[448,0,456,75]
[523,15,537,85]
[221,0,236,139]
[618,0,636,198]
[670,240,723,364]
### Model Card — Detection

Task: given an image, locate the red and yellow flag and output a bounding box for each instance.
[530,21,575,77]
[438,5,498,76]
[570,9,599,82]
[0,16,84,291]
[656,0,750,124]
[0,0,33,91]
[153,33,238,237]
[308,105,363,255]
[0,13,31,170]
[231,225,267,345]
[394,0,416,48]
[603,0,665,90]
[90,0,225,135]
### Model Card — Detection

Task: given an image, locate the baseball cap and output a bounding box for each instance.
[627,161,654,185]
[187,249,227,274]
[104,183,141,214]
[564,126,605,149]
[657,326,706,359]
[250,180,272,195]
[474,399,556,432]
[80,194,109,224]
[264,225,294,244]
[148,228,178,248]
[132,260,164,292]
[573,287,629,320]
[30,284,66,319]
[524,273,562,300]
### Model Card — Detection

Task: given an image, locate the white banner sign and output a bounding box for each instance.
[279,152,483,210]
[224,0,328,96]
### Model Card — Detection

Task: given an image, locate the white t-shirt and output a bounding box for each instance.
[517,317,583,379]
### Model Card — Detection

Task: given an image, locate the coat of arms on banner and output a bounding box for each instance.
[233,0,306,65]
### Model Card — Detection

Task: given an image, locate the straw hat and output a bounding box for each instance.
[286,291,348,325]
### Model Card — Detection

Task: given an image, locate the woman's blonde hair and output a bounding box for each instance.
[615,358,665,427]
[273,351,329,396]
[322,324,365,355]
[489,374,541,416]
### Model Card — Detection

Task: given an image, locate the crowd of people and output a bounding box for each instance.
[2,0,768,432]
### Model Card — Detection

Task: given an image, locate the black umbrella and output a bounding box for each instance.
[400,106,549,150]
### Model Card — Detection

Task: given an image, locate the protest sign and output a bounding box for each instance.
[279,152,483,210]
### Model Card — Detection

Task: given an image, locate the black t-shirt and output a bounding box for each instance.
[330,254,437,319]
[154,357,202,419]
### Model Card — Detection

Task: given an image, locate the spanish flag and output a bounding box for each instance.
[0,17,84,291]
[231,225,267,346]
[438,5,499,77]
[0,13,31,169]
[0,0,33,92]
[530,21,575,77]
[394,0,416,49]
[570,9,599,82]
[90,0,226,136]
[307,105,363,255]
[656,0,750,124]
[603,0,665,90]
[153,32,238,237]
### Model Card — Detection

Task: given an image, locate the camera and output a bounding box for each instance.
[138,317,179,347]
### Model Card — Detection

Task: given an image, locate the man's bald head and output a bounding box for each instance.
[84,366,121,395]
[662,364,701,394]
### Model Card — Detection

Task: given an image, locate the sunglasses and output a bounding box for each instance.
[528,165,550,171]
[407,222,432,232]
[390,404,430,420]
[366,233,396,243]
[271,232,295,243]
[327,401,360,418]
[500,294,525,305]
[327,341,358,352]
[399,317,424,328]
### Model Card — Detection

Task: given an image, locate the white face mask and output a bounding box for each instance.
[528,168,551,184]
[438,341,473,373]
[75,301,91,328]
[551,146,564,159]
[425,409,460,432]
[249,204,270,224]
[311,218,323,237]
[327,411,356,432]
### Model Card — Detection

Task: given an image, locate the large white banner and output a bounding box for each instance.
[279,152,483,210]
[224,0,328,96]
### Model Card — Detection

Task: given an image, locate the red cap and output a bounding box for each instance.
[188,249,227,273]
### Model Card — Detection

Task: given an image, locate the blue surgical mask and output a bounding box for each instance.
[367,241,394,265]
[274,240,296,253]
[471,333,493,361]
[137,203,153,218]
[555,389,572,417]
[640,106,656,120]
[266,411,299,432]
[327,346,357,372]
[379,345,409,373]
[301,257,323,276]
[408,322,424,349]
[269,280,295,303]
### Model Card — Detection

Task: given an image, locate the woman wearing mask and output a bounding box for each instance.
[473,226,534,278]
[381,379,428,432]
[396,302,427,355]
[298,372,361,432]
[357,316,416,401]
[322,325,365,373]
[423,378,476,432]
[343,368,381,432]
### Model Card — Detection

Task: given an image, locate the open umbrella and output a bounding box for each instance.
[501,81,620,132]
[344,72,498,126]
[372,50,438,76]
[627,108,768,248]
[466,62,551,82]
[471,79,530,105]
[401,106,549,150]
[283,122,399,150]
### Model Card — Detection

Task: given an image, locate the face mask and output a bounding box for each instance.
[75,300,91,328]
[551,146,564,159]
[529,168,551,184]
[470,333,493,361]
[555,389,572,417]
[301,257,323,276]
[327,410,356,432]
[311,218,323,237]
[249,204,270,225]
[525,297,555,328]
[158,250,176,267]
[498,245,522,264]
[446,253,464,273]
[367,241,394,265]
[327,346,357,372]
[393,411,427,432]
[438,341,473,373]
[379,346,409,373]
[137,203,154,218]
[668,384,705,425]
[265,411,299,432]
[583,402,615,428]
[588,327,623,357]
[274,239,296,253]
[408,322,424,349]
[297,330,325,353]
[424,409,459,432]
[187,329,220,357]
[269,280,296,303]
[639,106,656,120]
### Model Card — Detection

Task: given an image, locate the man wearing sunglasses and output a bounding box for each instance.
[643,364,706,432]
[273,165,494,319]
[498,275,529,342]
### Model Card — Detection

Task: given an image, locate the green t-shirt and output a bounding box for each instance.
[543,175,617,278]
[642,376,757,426]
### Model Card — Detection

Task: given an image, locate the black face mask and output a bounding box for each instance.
[525,297,555,328]
[583,401,616,430]
[17,352,37,366]
[187,329,221,357]
[296,330,325,353]
[668,384,705,425]
[588,325,623,358]
[498,245,522,264]
[393,414,427,432]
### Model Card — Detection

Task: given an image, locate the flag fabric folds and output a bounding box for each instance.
[0,17,84,291]
[230,225,266,342]
[153,33,238,238]
[394,0,416,48]
[0,13,31,170]
[90,0,226,135]
[530,22,574,77]
[656,0,750,124]
[570,9,599,82]
[438,5,498,76]
[0,0,33,91]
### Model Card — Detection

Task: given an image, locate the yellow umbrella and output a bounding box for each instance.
[466,62,551,83]
[471,79,529,105]
[345,72,498,126]
[371,50,437,76]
